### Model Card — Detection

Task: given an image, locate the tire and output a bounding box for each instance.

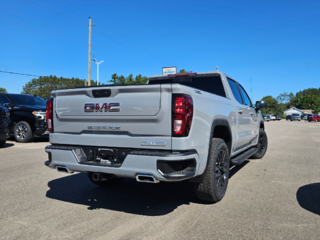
[250,128,268,159]
[87,172,124,187]
[14,121,34,143]
[309,120,311,122]
[194,138,230,203]
[0,141,5,147]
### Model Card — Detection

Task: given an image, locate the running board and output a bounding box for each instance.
[230,148,258,165]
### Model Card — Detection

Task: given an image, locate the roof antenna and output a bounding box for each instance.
[215,66,219,71]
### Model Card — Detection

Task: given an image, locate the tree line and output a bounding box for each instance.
[261,89,320,116]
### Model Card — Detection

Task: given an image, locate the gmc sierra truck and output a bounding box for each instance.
[44,71,268,203]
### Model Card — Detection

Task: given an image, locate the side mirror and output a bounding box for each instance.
[3,103,12,110]
[255,101,267,110]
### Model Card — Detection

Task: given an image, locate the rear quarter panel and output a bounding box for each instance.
[171,84,236,175]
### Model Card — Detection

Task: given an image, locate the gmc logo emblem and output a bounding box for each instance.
[84,103,120,112]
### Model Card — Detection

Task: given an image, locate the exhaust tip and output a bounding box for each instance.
[56,166,73,174]
[136,174,159,183]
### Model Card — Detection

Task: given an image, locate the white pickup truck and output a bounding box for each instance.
[44,71,268,203]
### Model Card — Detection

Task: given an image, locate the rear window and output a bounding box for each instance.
[149,76,226,97]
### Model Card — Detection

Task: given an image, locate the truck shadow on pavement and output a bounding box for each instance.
[1,143,14,148]
[296,183,320,216]
[46,161,249,216]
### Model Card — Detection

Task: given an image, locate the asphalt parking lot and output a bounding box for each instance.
[0,120,320,239]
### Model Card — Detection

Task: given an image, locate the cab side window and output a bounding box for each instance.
[227,78,243,104]
[238,84,252,107]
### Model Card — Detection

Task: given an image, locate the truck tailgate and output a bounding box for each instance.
[50,84,172,149]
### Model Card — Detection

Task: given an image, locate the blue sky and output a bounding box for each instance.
[0,0,319,102]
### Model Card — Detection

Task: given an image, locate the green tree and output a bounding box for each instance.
[261,95,278,114]
[0,87,7,93]
[178,69,192,73]
[108,73,148,85]
[295,94,320,111]
[21,75,97,99]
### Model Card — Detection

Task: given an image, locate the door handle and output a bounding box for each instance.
[249,112,253,115]
[238,109,243,114]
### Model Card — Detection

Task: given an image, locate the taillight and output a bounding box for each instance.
[172,94,193,137]
[46,98,53,132]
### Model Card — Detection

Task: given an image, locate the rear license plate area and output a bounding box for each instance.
[95,148,118,164]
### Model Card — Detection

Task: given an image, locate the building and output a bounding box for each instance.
[283,107,312,116]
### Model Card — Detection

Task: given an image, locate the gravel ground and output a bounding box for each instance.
[0,120,319,240]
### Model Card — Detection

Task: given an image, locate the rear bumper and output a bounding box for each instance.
[45,145,200,182]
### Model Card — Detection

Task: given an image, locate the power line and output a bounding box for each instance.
[31,0,84,21]
[93,28,156,58]
[0,70,40,77]
[19,0,84,25]
[51,0,163,59]
[0,8,86,37]
[0,39,69,58]
[93,18,161,58]
[0,16,84,43]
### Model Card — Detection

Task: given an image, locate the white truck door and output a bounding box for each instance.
[237,84,259,144]
[227,78,252,151]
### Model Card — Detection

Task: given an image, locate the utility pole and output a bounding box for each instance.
[87,16,95,86]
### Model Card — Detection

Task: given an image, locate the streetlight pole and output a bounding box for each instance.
[92,58,104,85]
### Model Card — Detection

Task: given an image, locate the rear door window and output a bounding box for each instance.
[227,78,243,104]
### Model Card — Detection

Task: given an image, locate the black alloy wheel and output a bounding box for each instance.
[194,138,230,203]
[14,121,34,143]
[215,150,228,191]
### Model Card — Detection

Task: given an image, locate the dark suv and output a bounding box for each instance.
[0,106,11,147]
[0,93,47,143]
[273,114,282,121]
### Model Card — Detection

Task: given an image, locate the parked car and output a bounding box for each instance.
[308,114,320,122]
[273,114,282,121]
[291,113,301,121]
[262,113,270,122]
[0,93,48,143]
[44,71,268,203]
[0,106,11,147]
[269,114,276,121]
[286,115,291,121]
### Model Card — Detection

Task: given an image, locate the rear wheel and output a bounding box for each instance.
[14,121,34,143]
[250,128,268,159]
[87,172,124,187]
[0,141,5,147]
[194,138,230,203]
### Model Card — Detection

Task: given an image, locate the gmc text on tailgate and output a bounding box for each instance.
[44,71,268,203]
